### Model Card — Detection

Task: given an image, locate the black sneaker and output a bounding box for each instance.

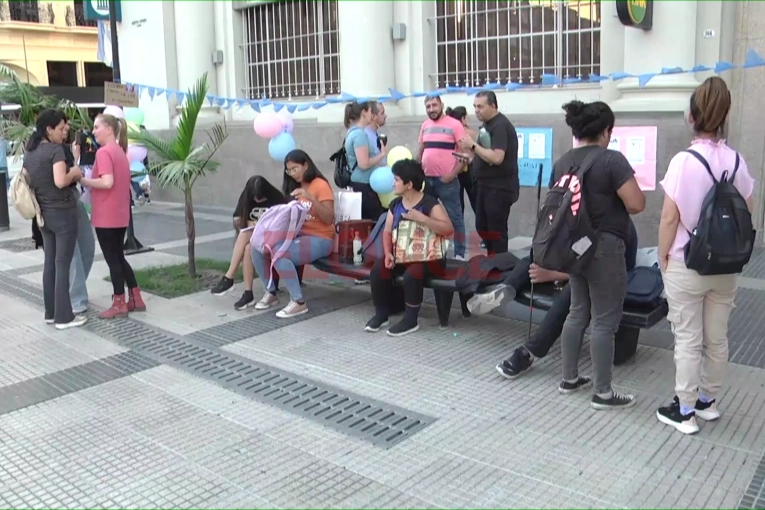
[590,391,636,410]
[558,376,592,394]
[695,398,721,421]
[496,348,533,379]
[211,276,234,296]
[364,315,389,333]
[354,276,370,285]
[386,319,419,337]
[234,291,255,310]
[657,398,699,434]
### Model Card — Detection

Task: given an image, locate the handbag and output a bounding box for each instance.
[392,219,450,263]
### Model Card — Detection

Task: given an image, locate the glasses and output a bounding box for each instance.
[285,166,301,175]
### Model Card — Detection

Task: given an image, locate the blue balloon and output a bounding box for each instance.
[369,166,394,194]
[129,160,146,174]
[268,131,296,162]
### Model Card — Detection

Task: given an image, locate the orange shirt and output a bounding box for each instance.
[298,178,335,239]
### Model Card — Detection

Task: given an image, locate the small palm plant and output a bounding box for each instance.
[129,72,228,278]
[0,63,93,156]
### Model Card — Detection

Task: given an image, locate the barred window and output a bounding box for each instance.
[9,0,40,23]
[433,0,601,87]
[241,0,341,100]
[73,0,97,27]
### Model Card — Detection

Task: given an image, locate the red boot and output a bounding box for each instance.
[99,294,129,319]
[127,287,147,312]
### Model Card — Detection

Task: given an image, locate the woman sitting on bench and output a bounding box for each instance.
[365,160,454,337]
[211,175,285,310]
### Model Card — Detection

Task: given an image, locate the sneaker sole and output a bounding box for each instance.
[364,321,389,333]
[276,308,309,319]
[236,302,256,311]
[386,324,420,337]
[45,319,54,325]
[211,290,231,296]
[254,301,277,311]
[558,380,592,394]
[590,398,637,410]
[55,319,88,330]
[656,410,700,434]
[695,409,721,421]
[495,364,523,380]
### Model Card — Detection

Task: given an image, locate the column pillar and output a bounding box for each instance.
[338,1,395,97]
[611,0,699,112]
[173,0,217,96]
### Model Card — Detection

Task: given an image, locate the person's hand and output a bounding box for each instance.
[458,136,476,152]
[440,173,457,184]
[659,253,669,273]
[69,167,83,182]
[402,208,428,224]
[71,142,80,163]
[291,188,315,202]
[529,263,553,284]
[380,139,390,156]
[384,252,394,270]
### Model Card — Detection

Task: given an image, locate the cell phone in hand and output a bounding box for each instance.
[452,151,470,161]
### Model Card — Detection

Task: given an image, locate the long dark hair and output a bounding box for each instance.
[445,106,468,122]
[26,109,66,152]
[562,100,615,142]
[282,149,328,197]
[235,175,285,219]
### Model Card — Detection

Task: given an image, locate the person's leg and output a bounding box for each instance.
[51,209,79,326]
[459,171,476,214]
[585,233,634,410]
[77,200,95,277]
[559,273,591,392]
[212,230,250,296]
[696,274,737,421]
[387,262,428,336]
[40,222,57,323]
[365,258,395,332]
[69,242,88,313]
[96,228,126,295]
[433,179,466,258]
[233,243,257,310]
[483,189,513,255]
[474,184,489,250]
[252,246,279,310]
[469,255,530,316]
[273,235,333,318]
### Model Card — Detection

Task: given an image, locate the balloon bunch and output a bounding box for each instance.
[253,110,297,162]
[102,106,148,174]
[369,145,414,208]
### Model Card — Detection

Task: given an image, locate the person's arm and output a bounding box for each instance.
[474,123,508,166]
[616,177,645,214]
[417,125,425,163]
[50,145,79,188]
[443,121,468,181]
[658,195,680,271]
[352,130,388,170]
[382,210,394,258]
[309,180,335,224]
[80,150,114,190]
[610,152,645,214]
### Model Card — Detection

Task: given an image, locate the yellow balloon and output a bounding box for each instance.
[378,191,396,209]
[126,121,141,146]
[387,145,413,167]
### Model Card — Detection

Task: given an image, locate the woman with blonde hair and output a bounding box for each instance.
[656,77,755,434]
[80,113,146,318]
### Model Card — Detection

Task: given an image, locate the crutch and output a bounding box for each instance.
[528,163,544,341]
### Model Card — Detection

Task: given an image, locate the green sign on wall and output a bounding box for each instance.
[84,0,121,22]
[616,0,652,30]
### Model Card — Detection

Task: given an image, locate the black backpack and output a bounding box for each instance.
[532,147,605,274]
[329,129,358,189]
[683,150,755,275]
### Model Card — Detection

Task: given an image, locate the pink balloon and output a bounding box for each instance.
[103,105,125,119]
[278,110,294,134]
[253,112,283,139]
[127,144,148,163]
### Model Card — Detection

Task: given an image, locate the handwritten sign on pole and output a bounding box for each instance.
[517,127,553,187]
[104,81,139,108]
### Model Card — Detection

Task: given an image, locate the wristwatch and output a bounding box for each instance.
[471,143,477,151]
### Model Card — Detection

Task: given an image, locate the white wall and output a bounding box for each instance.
[118,0,736,130]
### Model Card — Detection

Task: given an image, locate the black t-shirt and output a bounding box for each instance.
[389,194,439,229]
[471,113,520,197]
[550,145,635,241]
[232,190,284,225]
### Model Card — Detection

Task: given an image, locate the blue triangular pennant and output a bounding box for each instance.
[714,61,736,73]
[225,99,236,110]
[286,104,297,114]
[325,96,343,104]
[236,99,248,110]
[339,92,356,102]
[445,86,465,93]
[412,91,427,98]
[744,50,765,68]
[689,65,712,73]
[297,103,312,112]
[563,77,583,85]
[587,74,608,83]
[138,85,147,96]
[215,97,226,107]
[376,95,392,103]
[388,88,406,101]
[312,102,327,110]
[147,87,156,99]
[660,67,684,75]
[484,82,503,90]
[273,103,285,112]
[609,72,632,81]
[638,73,656,87]
[175,92,186,103]
[249,101,261,113]
[504,83,521,91]
[541,74,561,86]
[206,94,215,106]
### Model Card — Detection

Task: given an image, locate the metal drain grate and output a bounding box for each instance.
[0,272,435,448]
[0,238,38,253]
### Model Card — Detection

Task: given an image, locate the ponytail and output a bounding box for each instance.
[25,132,44,152]
[116,118,128,153]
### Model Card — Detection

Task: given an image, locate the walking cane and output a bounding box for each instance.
[528,163,544,341]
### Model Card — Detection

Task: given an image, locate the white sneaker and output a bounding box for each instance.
[695,400,721,421]
[55,315,88,330]
[276,301,308,319]
[467,284,514,315]
[45,319,54,325]
[254,292,279,310]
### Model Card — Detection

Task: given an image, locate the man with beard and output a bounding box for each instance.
[417,95,467,259]
[459,91,519,255]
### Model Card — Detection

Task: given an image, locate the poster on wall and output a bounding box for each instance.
[517,127,553,187]
[573,125,658,191]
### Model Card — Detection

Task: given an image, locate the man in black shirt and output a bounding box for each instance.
[458,91,519,255]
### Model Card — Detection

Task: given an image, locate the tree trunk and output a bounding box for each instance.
[185,185,196,278]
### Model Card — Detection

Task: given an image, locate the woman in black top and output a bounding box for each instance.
[24,109,86,330]
[364,160,454,337]
[210,175,285,310]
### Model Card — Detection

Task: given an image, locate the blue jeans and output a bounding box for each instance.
[425,177,466,257]
[70,198,95,312]
[251,234,333,302]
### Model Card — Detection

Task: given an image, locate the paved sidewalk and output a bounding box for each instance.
[1,205,765,508]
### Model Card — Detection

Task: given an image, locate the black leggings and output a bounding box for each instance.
[370,258,446,316]
[96,227,138,295]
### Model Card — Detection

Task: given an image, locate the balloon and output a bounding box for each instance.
[102,105,125,119]
[268,132,296,161]
[278,110,294,134]
[126,121,141,146]
[387,145,413,167]
[369,166,394,194]
[253,112,284,139]
[127,145,148,163]
[378,191,396,209]
[124,107,145,126]
[129,160,146,174]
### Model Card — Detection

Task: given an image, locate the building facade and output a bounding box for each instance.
[116,1,765,244]
[0,0,104,87]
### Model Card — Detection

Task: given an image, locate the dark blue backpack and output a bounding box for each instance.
[625,266,664,307]
[361,213,387,262]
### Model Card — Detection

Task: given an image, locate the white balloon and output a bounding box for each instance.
[103,105,125,119]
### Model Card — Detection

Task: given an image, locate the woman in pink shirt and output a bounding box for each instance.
[80,114,147,318]
[656,77,755,435]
